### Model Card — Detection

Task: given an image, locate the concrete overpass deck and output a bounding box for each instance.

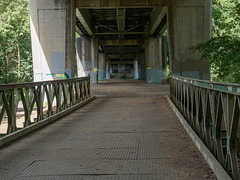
[0,80,216,179]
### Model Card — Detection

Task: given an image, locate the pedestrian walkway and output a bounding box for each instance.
[0,80,216,179]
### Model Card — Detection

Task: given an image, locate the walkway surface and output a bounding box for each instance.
[0,80,216,179]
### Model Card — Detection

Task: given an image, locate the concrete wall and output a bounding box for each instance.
[29,0,76,81]
[167,0,211,80]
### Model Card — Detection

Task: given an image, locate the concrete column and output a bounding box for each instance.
[137,53,146,80]
[76,37,99,83]
[106,61,110,79]
[160,36,167,84]
[98,53,106,80]
[167,0,211,80]
[118,64,121,73]
[133,60,139,79]
[110,65,113,73]
[145,37,166,84]
[138,63,141,80]
[29,0,76,81]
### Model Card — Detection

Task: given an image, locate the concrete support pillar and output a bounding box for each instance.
[110,65,113,73]
[167,0,211,80]
[98,53,106,80]
[137,53,146,80]
[29,0,76,81]
[106,61,110,79]
[133,60,139,79]
[160,36,168,84]
[145,37,166,84]
[76,37,99,83]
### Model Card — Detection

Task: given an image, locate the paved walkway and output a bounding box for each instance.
[0,80,216,179]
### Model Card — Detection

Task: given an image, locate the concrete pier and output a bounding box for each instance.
[133,60,139,79]
[29,0,76,81]
[167,0,211,79]
[145,37,166,84]
[76,37,99,83]
[98,53,106,80]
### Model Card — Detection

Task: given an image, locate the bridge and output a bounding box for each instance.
[0,0,239,179]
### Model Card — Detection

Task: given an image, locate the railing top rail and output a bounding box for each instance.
[172,75,240,87]
[0,76,89,90]
[171,74,240,95]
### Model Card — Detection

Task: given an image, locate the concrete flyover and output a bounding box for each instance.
[29,0,211,83]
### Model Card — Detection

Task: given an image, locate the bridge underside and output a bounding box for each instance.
[29,0,211,83]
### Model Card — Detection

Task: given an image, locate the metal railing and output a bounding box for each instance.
[0,76,91,137]
[170,75,240,179]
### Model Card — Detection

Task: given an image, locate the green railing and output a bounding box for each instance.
[0,76,92,139]
[170,75,240,179]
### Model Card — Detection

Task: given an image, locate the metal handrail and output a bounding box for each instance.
[172,75,240,93]
[170,75,240,179]
[0,76,91,136]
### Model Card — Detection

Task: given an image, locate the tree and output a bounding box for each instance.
[0,0,33,84]
[192,0,240,83]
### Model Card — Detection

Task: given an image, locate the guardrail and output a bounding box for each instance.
[0,75,94,146]
[170,75,240,179]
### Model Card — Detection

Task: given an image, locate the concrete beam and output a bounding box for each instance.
[109,61,133,64]
[116,8,125,39]
[76,9,94,36]
[159,23,167,35]
[76,26,84,36]
[150,7,167,35]
[107,54,136,59]
[100,39,142,46]
[94,32,147,35]
[76,0,167,8]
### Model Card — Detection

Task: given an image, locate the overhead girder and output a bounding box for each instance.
[116,8,126,39]
[107,54,137,59]
[76,9,95,36]
[109,61,134,64]
[149,7,167,35]
[75,5,168,55]
[100,39,142,46]
[76,0,167,8]
[76,26,84,36]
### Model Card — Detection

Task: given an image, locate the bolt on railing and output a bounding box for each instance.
[0,76,91,137]
[170,75,240,179]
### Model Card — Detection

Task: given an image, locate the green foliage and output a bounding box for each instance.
[192,36,240,83]
[212,0,240,38]
[193,0,240,83]
[0,0,33,84]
